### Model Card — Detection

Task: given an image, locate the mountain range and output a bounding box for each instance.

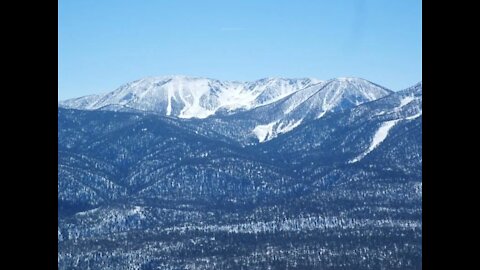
[60,76,322,117]
[58,76,422,270]
[60,76,393,142]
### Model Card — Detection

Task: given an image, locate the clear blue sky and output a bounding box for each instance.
[58,0,422,100]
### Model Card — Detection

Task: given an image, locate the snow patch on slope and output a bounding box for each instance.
[277,119,303,134]
[175,78,216,118]
[216,83,256,110]
[399,96,415,108]
[394,95,416,113]
[405,111,422,120]
[166,87,173,116]
[370,120,398,150]
[252,120,303,143]
[349,120,399,163]
[253,122,277,143]
[317,111,327,119]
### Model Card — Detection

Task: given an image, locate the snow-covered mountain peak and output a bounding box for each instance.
[242,78,393,143]
[59,76,323,118]
[125,75,222,91]
[253,77,322,84]
[334,76,363,82]
[325,77,383,88]
[58,75,398,126]
[58,75,408,145]
[135,74,212,82]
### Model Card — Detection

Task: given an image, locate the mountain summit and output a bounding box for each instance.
[59,76,392,119]
[59,76,322,118]
[59,76,395,142]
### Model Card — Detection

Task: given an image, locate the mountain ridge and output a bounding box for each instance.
[59,76,323,118]
[60,76,402,143]
[59,76,392,117]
